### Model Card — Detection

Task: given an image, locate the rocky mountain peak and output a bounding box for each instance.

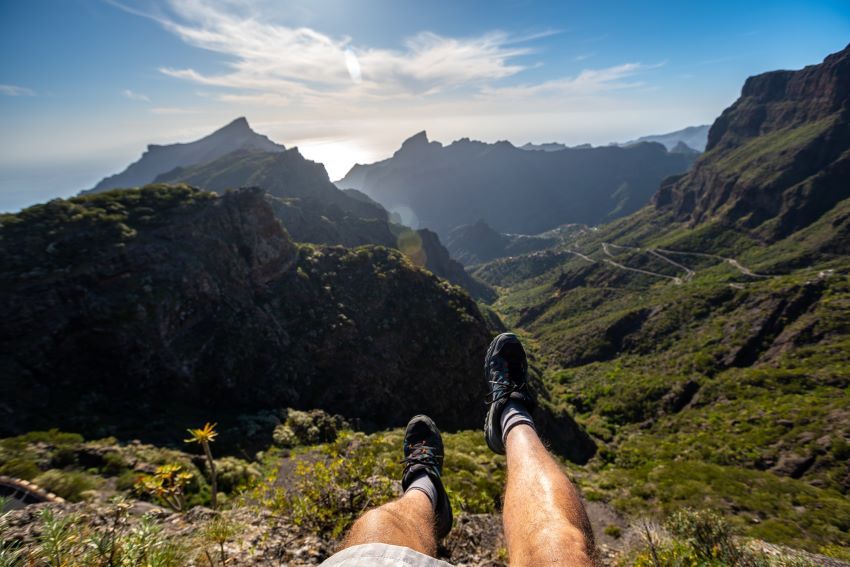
[655,44,850,241]
[706,43,850,152]
[86,118,285,194]
[395,130,441,157]
[219,116,251,132]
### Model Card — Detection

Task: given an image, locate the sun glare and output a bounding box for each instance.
[295,138,381,181]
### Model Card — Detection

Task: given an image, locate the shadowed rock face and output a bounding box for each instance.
[86,117,285,194]
[337,134,695,237]
[445,219,560,266]
[157,148,494,300]
[0,185,593,460]
[0,186,487,438]
[655,44,850,240]
[156,147,388,222]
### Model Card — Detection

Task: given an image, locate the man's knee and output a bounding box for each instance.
[350,504,406,538]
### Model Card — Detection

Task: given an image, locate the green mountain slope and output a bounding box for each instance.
[481,46,850,554]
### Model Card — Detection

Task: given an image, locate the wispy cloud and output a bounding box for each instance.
[114,0,538,102]
[0,84,36,96]
[574,52,595,61]
[480,63,658,99]
[123,89,150,102]
[110,0,658,109]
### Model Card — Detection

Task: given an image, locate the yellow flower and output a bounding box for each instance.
[185,422,218,444]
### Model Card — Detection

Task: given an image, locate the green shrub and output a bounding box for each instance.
[15,430,84,446]
[604,525,622,539]
[19,504,188,566]
[116,469,141,492]
[277,433,396,538]
[33,470,98,501]
[665,508,742,563]
[272,409,346,448]
[0,457,41,480]
[215,457,261,494]
[100,451,129,476]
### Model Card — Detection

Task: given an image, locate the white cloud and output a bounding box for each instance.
[110,0,657,110]
[117,0,534,100]
[479,63,656,99]
[123,89,150,102]
[91,0,676,183]
[0,84,35,96]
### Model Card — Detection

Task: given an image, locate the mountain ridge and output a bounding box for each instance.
[86,117,285,194]
[337,132,696,237]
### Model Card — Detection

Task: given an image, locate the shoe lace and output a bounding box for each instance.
[402,441,443,470]
[485,366,527,406]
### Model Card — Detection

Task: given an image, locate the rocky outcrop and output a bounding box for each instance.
[0,186,493,440]
[654,44,850,240]
[86,118,284,194]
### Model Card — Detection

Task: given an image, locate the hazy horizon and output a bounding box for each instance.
[2,0,849,212]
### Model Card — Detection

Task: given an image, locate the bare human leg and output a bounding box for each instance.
[339,489,437,556]
[503,423,596,567]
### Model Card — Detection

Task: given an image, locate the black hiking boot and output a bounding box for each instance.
[484,332,535,454]
[401,414,453,539]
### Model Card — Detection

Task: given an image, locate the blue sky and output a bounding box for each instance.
[1,0,848,211]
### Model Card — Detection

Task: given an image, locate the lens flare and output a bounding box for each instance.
[397,229,427,267]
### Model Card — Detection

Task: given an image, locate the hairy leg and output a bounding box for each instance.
[340,490,437,556]
[503,424,596,567]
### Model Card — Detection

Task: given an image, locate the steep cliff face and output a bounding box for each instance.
[655,44,850,240]
[0,186,494,439]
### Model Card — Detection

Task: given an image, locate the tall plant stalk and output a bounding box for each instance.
[186,422,219,509]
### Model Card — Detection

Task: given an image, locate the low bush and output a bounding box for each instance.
[272,409,347,448]
[33,469,98,501]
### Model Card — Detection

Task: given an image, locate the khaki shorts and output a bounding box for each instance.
[320,544,455,566]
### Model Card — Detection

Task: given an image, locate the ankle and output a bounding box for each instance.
[501,399,535,446]
[404,470,438,511]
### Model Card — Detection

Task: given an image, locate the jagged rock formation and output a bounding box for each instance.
[445,219,560,266]
[337,133,695,237]
[0,186,495,440]
[86,118,284,193]
[654,44,850,240]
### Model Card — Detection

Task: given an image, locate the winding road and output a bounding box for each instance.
[574,242,776,286]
